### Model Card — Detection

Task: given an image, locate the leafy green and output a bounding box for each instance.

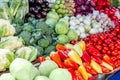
[46,11,59,20]
[16,46,37,62]
[39,60,58,77]
[57,35,69,44]
[10,58,38,80]
[67,29,78,41]
[19,31,31,45]
[23,23,34,32]
[38,39,50,48]
[44,46,55,54]
[49,68,72,80]
[35,76,50,80]
[0,73,15,80]
[55,21,69,35]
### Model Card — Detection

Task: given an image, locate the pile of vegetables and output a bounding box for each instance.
[25,0,50,20]
[51,0,70,17]
[75,0,96,15]
[15,18,57,56]
[0,0,120,80]
[69,10,114,38]
[0,0,29,22]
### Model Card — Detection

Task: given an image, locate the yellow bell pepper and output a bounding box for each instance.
[101,61,113,70]
[68,50,83,65]
[90,60,102,73]
[78,40,86,51]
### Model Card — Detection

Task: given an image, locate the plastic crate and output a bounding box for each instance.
[109,71,120,80]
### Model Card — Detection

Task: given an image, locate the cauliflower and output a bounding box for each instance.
[0,73,15,80]
[16,46,37,62]
[0,36,23,50]
[0,19,15,37]
[0,49,14,71]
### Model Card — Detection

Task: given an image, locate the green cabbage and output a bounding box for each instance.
[45,18,57,27]
[10,58,38,80]
[35,76,50,80]
[49,68,72,80]
[67,29,78,41]
[0,49,15,71]
[39,60,58,77]
[0,36,23,50]
[0,73,15,80]
[0,19,15,37]
[57,35,69,44]
[16,46,37,62]
[55,21,69,35]
[46,11,59,20]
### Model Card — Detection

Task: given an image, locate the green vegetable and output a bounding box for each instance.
[45,18,57,27]
[55,21,69,35]
[0,36,23,50]
[0,73,15,80]
[19,31,31,45]
[67,29,78,41]
[110,0,120,7]
[0,0,9,2]
[10,58,38,80]
[10,0,22,16]
[35,46,44,56]
[0,49,15,71]
[49,68,72,80]
[0,19,16,37]
[38,39,50,48]
[44,46,55,54]
[46,11,59,20]
[57,35,69,44]
[39,60,58,77]
[16,46,37,62]
[23,23,33,32]
[35,76,50,80]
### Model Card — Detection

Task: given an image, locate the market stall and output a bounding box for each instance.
[0,0,120,80]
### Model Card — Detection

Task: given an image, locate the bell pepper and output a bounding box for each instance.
[68,68,76,80]
[101,61,113,70]
[78,65,89,80]
[64,58,79,69]
[58,50,69,60]
[65,43,74,49]
[101,65,110,73]
[78,40,86,51]
[91,56,102,64]
[87,73,92,78]
[83,62,97,75]
[75,70,84,80]
[73,43,83,57]
[56,44,67,51]
[103,54,114,67]
[68,50,83,66]
[82,51,91,64]
[50,53,64,68]
[38,56,46,64]
[87,45,101,57]
[90,60,102,73]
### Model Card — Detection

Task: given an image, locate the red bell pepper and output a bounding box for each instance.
[82,51,91,64]
[68,68,76,80]
[91,56,102,64]
[83,63,97,75]
[38,56,46,64]
[75,70,84,80]
[56,44,67,51]
[87,45,101,57]
[58,50,69,60]
[50,53,64,68]
[64,58,79,69]
[101,65,110,73]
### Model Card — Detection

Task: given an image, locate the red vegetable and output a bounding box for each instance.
[75,70,84,80]
[81,51,91,64]
[38,56,46,64]
[68,68,76,80]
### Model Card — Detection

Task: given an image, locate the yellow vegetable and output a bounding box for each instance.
[78,40,86,51]
[90,60,102,73]
[101,61,113,70]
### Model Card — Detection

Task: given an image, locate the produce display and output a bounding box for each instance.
[0,0,120,80]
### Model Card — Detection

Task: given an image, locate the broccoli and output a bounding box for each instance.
[19,31,31,45]
[44,45,55,55]
[36,21,49,34]
[38,39,49,48]
[23,23,34,32]
[14,25,23,35]
[45,35,52,44]
[13,18,24,26]
[35,46,44,56]
[29,37,37,46]
[32,31,42,40]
